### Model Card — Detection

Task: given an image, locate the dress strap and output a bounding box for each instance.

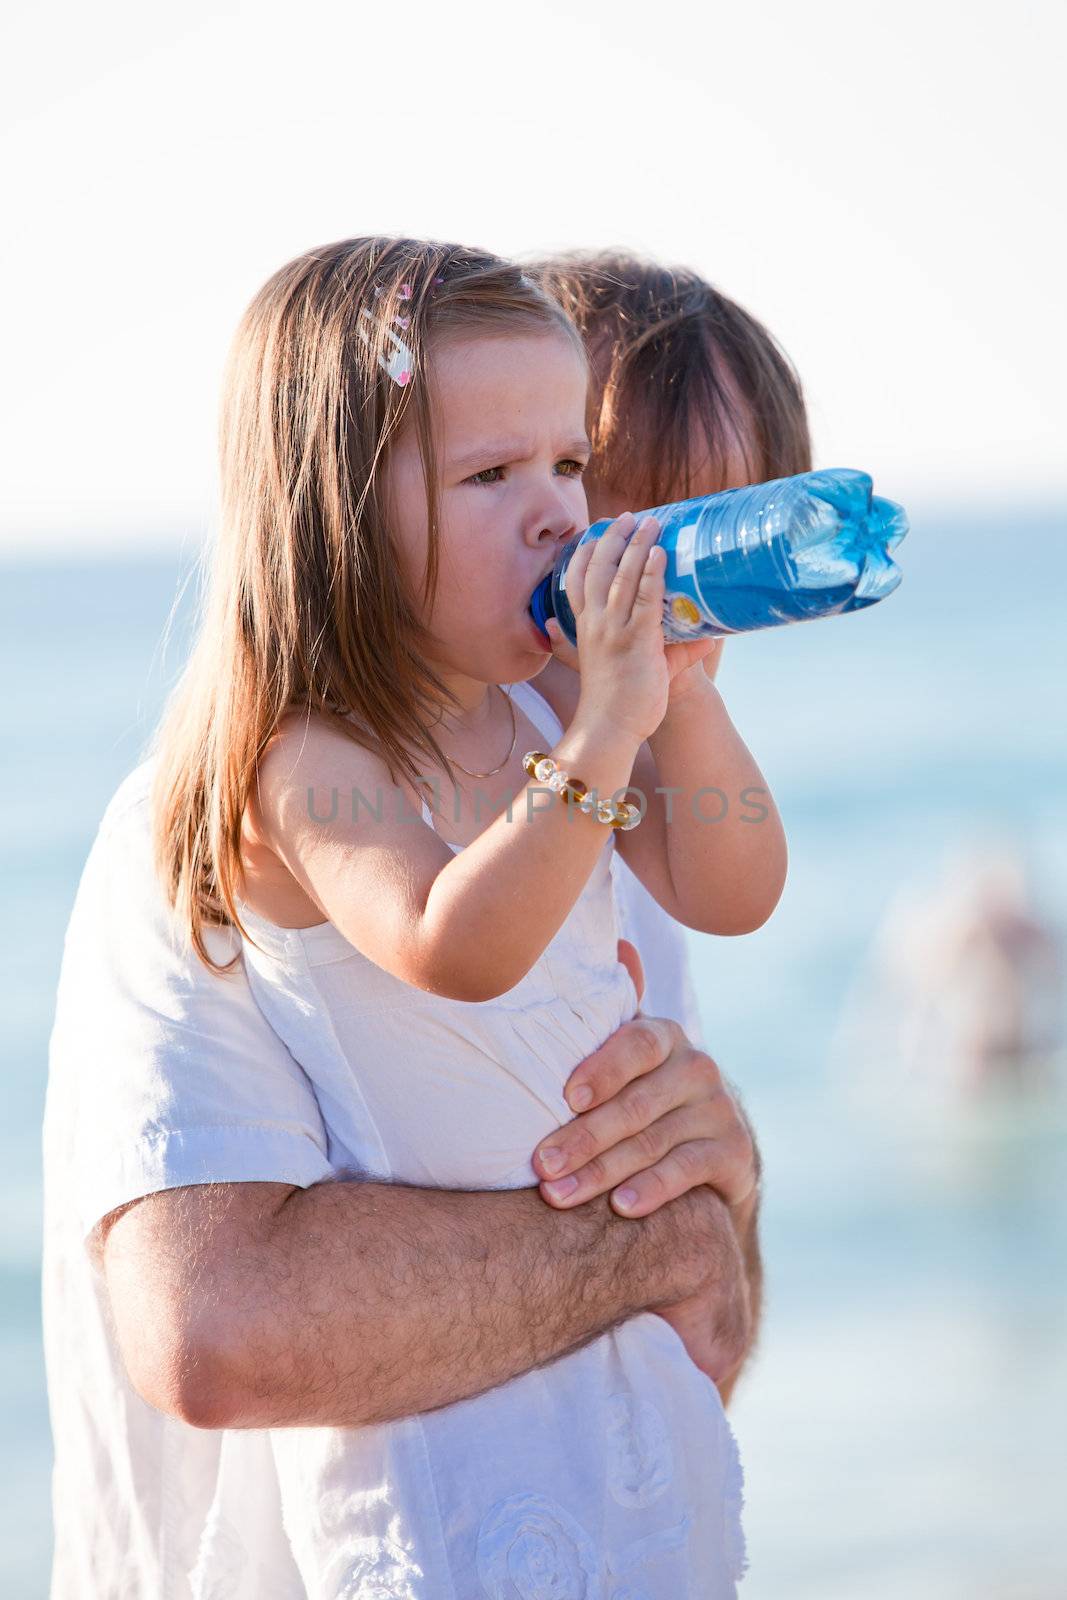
[502,679,565,749]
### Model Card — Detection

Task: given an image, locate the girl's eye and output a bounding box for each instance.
[465,460,588,487]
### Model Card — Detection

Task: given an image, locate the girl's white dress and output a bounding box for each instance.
[234,677,748,1599]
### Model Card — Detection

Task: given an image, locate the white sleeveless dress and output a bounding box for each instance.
[235,677,748,1599]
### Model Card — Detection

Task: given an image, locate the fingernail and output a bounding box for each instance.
[545,1175,578,1200]
[570,1085,593,1110]
[613,1187,638,1210]
[539,1146,564,1174]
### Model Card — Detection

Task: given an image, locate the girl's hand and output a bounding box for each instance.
[661,638,720,706]
[700,636,726,684]
[547,617,717,701]
[544,532,721,712]
[558,512,670,745]
[531,976,760,1220]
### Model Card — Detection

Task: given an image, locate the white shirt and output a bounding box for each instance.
[42,732,741,1598]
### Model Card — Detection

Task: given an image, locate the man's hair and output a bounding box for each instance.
[528,248,812,506]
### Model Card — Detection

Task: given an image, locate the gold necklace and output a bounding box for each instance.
[439,685,517,779]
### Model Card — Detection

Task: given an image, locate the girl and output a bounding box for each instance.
[152,235,786,1597]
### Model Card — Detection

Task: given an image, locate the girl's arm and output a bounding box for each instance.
[613,675,789,936]
[252,512,717,1001]
[249,707,643,1004]
[541,618,786,936]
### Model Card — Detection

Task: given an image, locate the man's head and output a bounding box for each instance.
[527,248,812,520]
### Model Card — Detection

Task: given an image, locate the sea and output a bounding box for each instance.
[2,504,1066,1597]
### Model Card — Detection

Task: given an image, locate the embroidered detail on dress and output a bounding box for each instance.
[476,1490,599,1598]
[335,1534,425,1599]
[606,1393,674,1508]
[604,1513,692,1579]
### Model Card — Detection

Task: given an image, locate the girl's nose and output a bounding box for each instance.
[536,518,577,551]
[526,491,581,550]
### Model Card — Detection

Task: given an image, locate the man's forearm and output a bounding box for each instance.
[203,1175,740,1430]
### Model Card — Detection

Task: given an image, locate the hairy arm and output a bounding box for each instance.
[101,1172,747,1431]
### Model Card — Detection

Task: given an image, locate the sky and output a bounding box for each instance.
[1,0,1064,555]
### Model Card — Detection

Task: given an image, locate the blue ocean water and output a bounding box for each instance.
[2,506,1066,1597]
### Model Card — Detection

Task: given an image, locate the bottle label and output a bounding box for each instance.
[659,514,724,639]
[672,521,699,578]
[662,591,706,638]
[574,514,726,640]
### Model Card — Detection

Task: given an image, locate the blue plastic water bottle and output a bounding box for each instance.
[528,468,908,647]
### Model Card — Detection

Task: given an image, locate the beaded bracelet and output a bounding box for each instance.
[521,751,642,831]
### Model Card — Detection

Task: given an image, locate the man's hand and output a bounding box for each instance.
[531,951,759,1220]
[654,1253,752,1389]
[529,936,764,1401]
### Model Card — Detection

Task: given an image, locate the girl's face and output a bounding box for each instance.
[385,330,590,712]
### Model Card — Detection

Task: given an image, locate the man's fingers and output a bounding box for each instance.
[615,939,646,1004]
[561,1014,673,1115]
[605,1139,718,1217]
[538,1109,722,1214]
[537,1105,688,1205]
[536,1041,755,1214]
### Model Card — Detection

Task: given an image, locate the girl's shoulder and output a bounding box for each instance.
[263,705,386,767]
[256,707,411,820]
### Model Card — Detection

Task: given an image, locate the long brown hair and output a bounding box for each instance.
[528,248,812,506]
[149,236,583,972]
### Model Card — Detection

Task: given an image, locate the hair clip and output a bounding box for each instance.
[359,273,440,386]
[357,307,413,387]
